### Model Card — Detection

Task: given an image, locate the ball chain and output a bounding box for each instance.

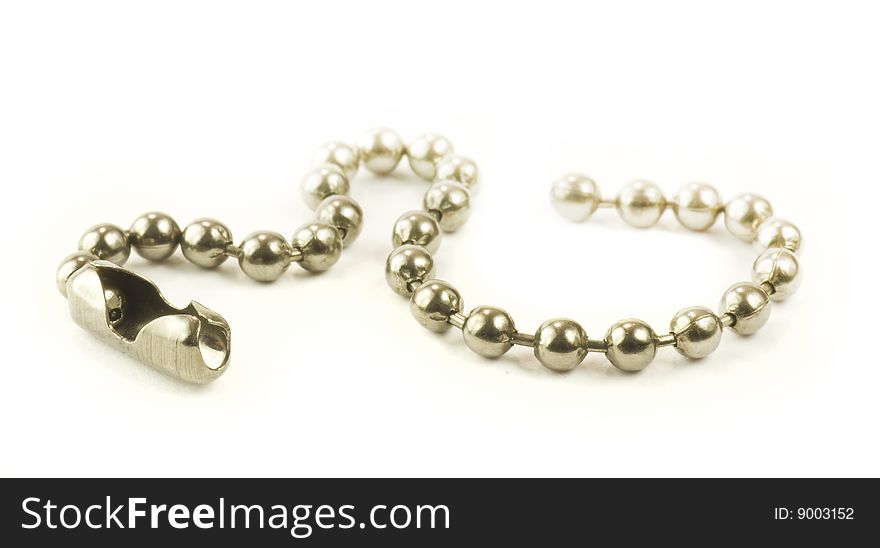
[57,128,803,377]
[373,138,802,373]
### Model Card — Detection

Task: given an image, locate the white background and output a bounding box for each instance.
[0,0,876,477]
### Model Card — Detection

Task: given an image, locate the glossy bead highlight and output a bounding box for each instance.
[128,212,181,261]
[435,155,479,191]
[406,133,454,180]
[238,231,292,282]
[670,307,722,359]
[392,210,442,253]
[720,282,771,335]
[754,217,802,254]
[312,141,359,180]
[550,173,601,222]
[410,279,463,333]
[534,318,588,372]
[291,222,343,272]
[616,180,666,228]
[301,164,350,210]
[78,223,131,265]
[605,319,657,371]
[671,183,721,231]
[423,181,471,232]
[181,218,233,269]
[462,306,516,358]
[752,248,801,302]
[315,195,363,247]
[723,194,773,242]
[385,245,434,296]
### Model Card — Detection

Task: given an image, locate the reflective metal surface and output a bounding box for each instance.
[406,133,454,180]
[128,211,181,261]
[385,245,434,296]
[66,261,230,384]
[534,318,588,372]
[410,279,463,333]
[392,210,442,253]
[719,282,771,335]
[671,183,721,231]
[462,305,516,358]
[723,193,773,242]
[423,181,471,232]
[615,180,666,228]
[550,173,601,222]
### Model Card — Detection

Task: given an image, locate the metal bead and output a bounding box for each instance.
[671,183,721,231]
[78,223,131,265]
[406,133,454,180]
[291,222,343,272]
[423,181,471,232]
[719,282,771,335]
[754,217,802,254]
[550,173,601,222]
[435,155,479,191]
[616,180,667,228]
[315,195,363,247]
[128,212,181,261]
[238,231,292,282]
[752,248,801,302]
[409,279,463,332]
[180,218,233,268]
[605,319,657,372]
[312,141,359,180]
[534,318,588,372]
[462,306,516,358]
[723,193,773,242]
[385,245,434,296]
[301,164,350,210]
[56,251,97,297]
[670,307,722,359]
[392,210,442,253]
[356,128,404,175]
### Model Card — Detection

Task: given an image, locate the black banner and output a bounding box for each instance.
[2,479,874,544]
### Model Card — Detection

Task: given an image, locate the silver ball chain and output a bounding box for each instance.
[56,128,802,382]
[373,132,802,373]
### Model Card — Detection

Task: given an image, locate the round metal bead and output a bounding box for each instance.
[435,155,479,191]
[462,306,516,359]
[423,181,471,232]
[406,133,454,180]
[385,245,434,296]
[723,193,773,242]
[312,141,359,180]
[670,307,722,359]
[671,183,721,231]
[301,164,350,210]
[550,173,601,222]
[78,223,131,265]
[180,218,233,269]
[409,279,463,333]
[605,319,657,372]
[752,248,801,302]
[237,231,292,282]
[754,217,802,254]
[534,318,588,372]
[615,180,667,228]
[356,128,404,175]
[56,251,97,297]
[719,282,771,335]
[291,222,343,272]
[315,195,363,247]
[128,212,181,261]
[392,210,442,253]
